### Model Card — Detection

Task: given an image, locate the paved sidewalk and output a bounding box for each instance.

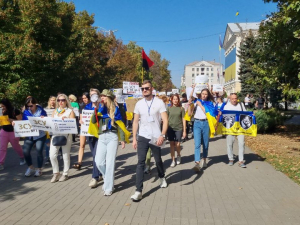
[1,135,300,225]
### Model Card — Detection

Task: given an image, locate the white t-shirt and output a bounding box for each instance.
[193,102,207,119]
[244,97,250,105]
[224,102,246,111]
[134,97,167,139]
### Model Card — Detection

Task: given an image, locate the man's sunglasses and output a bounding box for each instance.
[141,87,151,91]
[230,93,237,95]
[57,99,66,102]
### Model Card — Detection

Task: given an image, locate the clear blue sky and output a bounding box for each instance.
[67,0,277,88]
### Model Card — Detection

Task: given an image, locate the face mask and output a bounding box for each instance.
[91,94,99,103]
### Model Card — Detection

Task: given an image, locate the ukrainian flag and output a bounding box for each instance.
[216,110,257,137]
[197,99,218,138]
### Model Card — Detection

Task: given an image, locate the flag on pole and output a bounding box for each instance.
[236,11,239,16]
[219,35,223,51]
[142,49,154,71]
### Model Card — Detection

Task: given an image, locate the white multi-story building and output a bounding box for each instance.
[181,60,224,90]
[223,22,259,94]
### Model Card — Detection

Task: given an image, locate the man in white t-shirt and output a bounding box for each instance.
[244,93,250,109]
[131,80,168,201]
[223,93,247,168]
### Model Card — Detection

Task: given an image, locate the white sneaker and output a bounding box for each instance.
[34,169,42,177]
[176,156,181,165]
[131,191,142,201]
[160,177,168,188]
[201,160,207,168]
[19,158,26,166]
[51,173,60,183]
[89,178,98,188]
[170,160,176,168]
[24,167,35,177]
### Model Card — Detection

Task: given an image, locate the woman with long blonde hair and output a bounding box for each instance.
[92,89,126,196]
[49,94,75,182]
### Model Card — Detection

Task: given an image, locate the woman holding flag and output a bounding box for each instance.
[188,86,217,172]
[90,89,130,196]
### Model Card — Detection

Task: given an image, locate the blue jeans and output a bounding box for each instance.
[45,138,50,158]
[86,136,102,179]
[23,135,46,168]
[193,120,209,162]
[94,132,119,194]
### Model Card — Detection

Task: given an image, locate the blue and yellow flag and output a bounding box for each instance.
[219,35,223,51]
[216,110,257,137]
[197,99,218,138]
[236,11,239,16]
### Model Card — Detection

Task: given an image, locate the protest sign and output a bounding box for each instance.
[194,75,209,95]
[73,108,79,117]
[28,117,54,132]
[0,108,3,116]
[125,98,139,113]
[14,121,39,137]
[159,92,166,96]
[80,110,94,136]
[44,109,54,117]
[172,89,179,94]
[0,115,11,126]
[52,118,78,134]
[123,82,139,94]
[213,84,223,92]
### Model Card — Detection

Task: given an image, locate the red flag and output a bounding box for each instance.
[142,49,154,71]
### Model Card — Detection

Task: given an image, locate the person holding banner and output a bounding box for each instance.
[188,86,216,172]
[222,93,247,168]
[84,88,102,188]
[90,89,128,196]
[22,97,47,177]
[44,96,56,165]
[167,94,186,167]
[0,99,25,170]
[49,94,76,182]
[73,92,90,170]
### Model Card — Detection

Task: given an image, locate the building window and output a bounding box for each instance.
[206,68,209,71]
[192,74,195,77]
[201,68,204,71]
[197,74,199,76]
[211,68,214,71]
[201,73,204,75]
[192,79,195,83]
[211,73,214,77]
[197,68,199,72]
[206,73,209,76]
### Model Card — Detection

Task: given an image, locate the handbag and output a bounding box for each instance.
[52,135,68,146]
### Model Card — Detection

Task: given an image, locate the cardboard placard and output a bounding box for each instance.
[172,89,179,94]
[73,108,79,117]
[213,84,224,92]
[123,81,140,94]
[27,117,54,132]
[80,110,94,136]
[52,118,78,134]
[125,98,139,113]
[14,121,39,137]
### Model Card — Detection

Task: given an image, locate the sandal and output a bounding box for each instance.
[72,163,82,170]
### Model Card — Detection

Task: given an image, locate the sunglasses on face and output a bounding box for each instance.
[141,87,151,91]
[57,99,66,102]
[27,105,34,108]
[230,93,237,95]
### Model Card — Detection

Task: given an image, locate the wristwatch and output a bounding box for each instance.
[160,134,166,138]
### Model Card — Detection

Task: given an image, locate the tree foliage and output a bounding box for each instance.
[0,0,175,105]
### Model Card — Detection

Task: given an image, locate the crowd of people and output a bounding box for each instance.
[0,80,258,201]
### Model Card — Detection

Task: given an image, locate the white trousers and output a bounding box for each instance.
[50,135,72,175]
[226,135,245,162]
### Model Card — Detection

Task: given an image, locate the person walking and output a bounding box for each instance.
[44,96,56,165]
[244,94,251,109]
[49,94,76,182]
[0,99,25,170]
[91,89,127,196]
[131,80,168,202]
[22,97,47,177]
[85,88,103,188]
[222,93,247,168]
[188,86,215,172]
[167,94,186,167]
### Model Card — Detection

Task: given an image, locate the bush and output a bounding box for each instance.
[255,108,287,133]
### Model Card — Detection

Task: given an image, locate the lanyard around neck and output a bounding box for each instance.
[145,97,154,116]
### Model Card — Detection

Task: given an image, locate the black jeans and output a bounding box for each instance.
[87,136,102,179]
[136,135,165,192]
[23,135,46,168]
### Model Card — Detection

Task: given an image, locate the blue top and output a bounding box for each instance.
[84,102,96,110]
